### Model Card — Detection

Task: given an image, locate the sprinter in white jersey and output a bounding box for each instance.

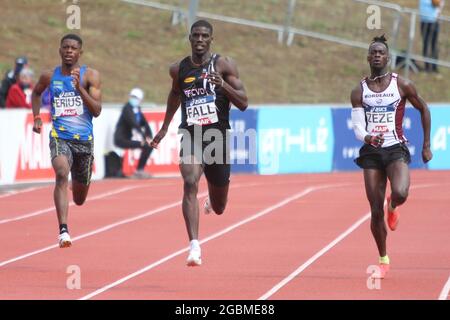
[351,35,432,279]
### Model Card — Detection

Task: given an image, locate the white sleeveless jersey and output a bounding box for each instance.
[361,73,407,147]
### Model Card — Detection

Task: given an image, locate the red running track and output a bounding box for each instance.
[0,171,448,300]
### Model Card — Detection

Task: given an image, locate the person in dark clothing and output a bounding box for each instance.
[419,0,445,72]
[0,56,28,108]
[114,88,153,178]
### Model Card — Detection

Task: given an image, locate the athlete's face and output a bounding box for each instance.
[189,26,213,56]
[59,39,82,66]
[367,43,389,70]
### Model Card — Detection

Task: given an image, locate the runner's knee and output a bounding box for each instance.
[183,177,199,194]
[211,201,226,215]
[73,195,86,206]
[369,201,384,219]
[370,208,384,223]
[391,188,408,205]
[54,167,69,184]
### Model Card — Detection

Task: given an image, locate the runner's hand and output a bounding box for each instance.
[207,71,224,88]
[366,133,384,148]
[150,127,168,149]
[422,147,433,163]
[33,116,42,134]
[71,68,81,91]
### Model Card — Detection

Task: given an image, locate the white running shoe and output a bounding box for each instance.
[58,232,72,248]
[203,197,213,215]
[186,247,202,266]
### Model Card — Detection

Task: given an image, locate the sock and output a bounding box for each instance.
[59,224,69,234]
[190,239,200,250]
[379,255,390,265]
[388,200,396,213]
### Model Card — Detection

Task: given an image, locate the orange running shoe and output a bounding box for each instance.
[386,195,400,231]
[371,263,390,279]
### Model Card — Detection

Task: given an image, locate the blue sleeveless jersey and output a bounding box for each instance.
[49,65,93,141]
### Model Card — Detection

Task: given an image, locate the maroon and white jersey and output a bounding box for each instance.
[361,73,407,147]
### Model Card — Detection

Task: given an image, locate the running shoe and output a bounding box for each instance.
[133,170,152,179]
[58,232,72,248]
[386,195,400,231]
[371,263,390,279]
[186,247,202,267]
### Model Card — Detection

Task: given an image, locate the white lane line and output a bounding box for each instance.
[0,181,280,267]
[0,186,46,199]
[438,276,450,300]
[0,185,142,225]
[259,212,371,300]
[258,183,440,300]
[0,182,179,225]
[79,183,346,300]
[0,192,201,268]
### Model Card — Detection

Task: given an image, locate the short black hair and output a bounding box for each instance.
[369,34,389,51]
[60,34,83,48]
[190,20,213,34]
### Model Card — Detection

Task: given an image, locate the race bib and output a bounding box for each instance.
[366,106,396,134]
[185,95,218,126]
[53,92,84,117]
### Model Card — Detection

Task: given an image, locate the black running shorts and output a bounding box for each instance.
[179,127,230,187]
[355,143,411,170]
[50,137,94,185]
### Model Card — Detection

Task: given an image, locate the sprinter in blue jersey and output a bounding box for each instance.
[32,34,102,248]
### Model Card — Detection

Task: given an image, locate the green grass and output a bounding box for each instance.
[0,0,449,104]
[46,16,62,28]
[125,30,144,40]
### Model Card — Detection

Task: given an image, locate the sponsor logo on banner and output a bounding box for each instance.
[15,113,54,180]
[429,106,450,170]
[229,108,258,173]
[258,107,334,174]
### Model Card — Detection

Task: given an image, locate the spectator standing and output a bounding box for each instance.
[6,67,34,109]
[0,56,28,108]
[419,0,445,72]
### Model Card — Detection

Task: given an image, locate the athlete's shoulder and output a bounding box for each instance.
[216,55,237,67]
[33,69,53,94]
[85,66,100,78]
[169,60,181,78]
[83,67,101,87]
[350,82,363,106]
[395,74,414,88]
[41,69,54,78]
[216,55,240,76]
[396,74,418,97]
[38,69,54,84]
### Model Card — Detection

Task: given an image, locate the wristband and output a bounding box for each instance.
[34,115,41,120]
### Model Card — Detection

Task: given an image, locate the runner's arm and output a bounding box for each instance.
[398,78,432,163]
[213,57,248,111]
[80,68,102,117]
[151,63,181,148]
[31,71,51,133]
[350,85,383,147]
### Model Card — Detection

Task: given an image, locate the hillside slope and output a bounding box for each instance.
[1,0,448,104]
